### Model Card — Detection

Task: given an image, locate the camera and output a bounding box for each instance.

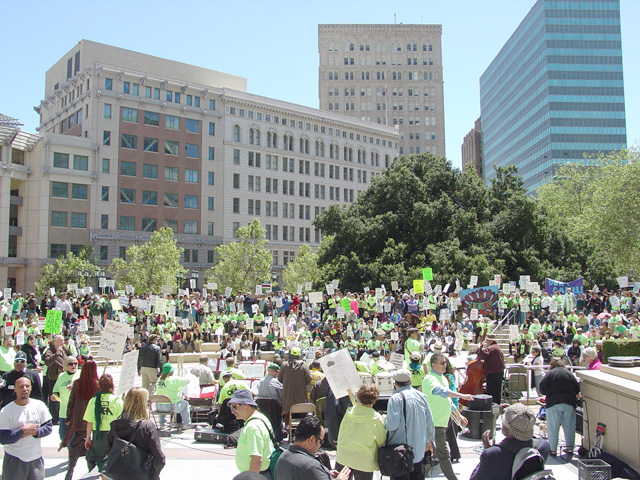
[423,451,439,468]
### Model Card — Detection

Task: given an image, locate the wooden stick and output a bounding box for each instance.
[347,388,356,407]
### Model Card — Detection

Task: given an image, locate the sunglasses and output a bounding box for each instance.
[15,359,27,364]
[67,362,78,366]
[230,404,239,411]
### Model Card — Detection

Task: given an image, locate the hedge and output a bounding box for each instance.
[602,339,640,363]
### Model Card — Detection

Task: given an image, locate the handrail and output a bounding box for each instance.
[489,307,516,336]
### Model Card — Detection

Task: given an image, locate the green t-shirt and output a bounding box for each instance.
[235,411,273,473]
[53,370,80,419]
[83,393,124,431]
[218,379,249,404]
[155,375,189,404]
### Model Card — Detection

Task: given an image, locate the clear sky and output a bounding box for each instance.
[3,0,638,169]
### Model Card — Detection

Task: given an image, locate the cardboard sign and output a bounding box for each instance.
[44,310,63,334]
[391,281,399,291]
[470,276,478,287]
[117,350,139,395]
[207,282,218,290]
[98,320,131,361]
[317,349,361,399]
[305,282,312,291]
[422,268,433,281]
[389,352,404,369]
[308,292,323,304]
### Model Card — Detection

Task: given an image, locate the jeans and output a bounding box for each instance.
[157,399,191,425]
[546,403,576,452]
[434,425,458,480]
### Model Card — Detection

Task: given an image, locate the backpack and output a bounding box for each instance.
[499,439,555,480]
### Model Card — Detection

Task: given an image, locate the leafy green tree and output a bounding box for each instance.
[205,218,272,293]
[108,227,186,293]
[282,244,321,292]
[35,246,97,296]
[314,153,614,291]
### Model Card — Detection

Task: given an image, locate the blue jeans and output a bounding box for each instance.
[157,400,191,426]
[546,403,576,452]
[59,418,68,443]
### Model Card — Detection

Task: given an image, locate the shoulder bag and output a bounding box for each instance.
[101,421,157,480]
[378,391,415,476]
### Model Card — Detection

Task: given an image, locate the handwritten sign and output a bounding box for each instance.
[391,281,399,291]
[413,279,424,294]
[470,276,478,287]
[116,350,139,395]
[44,310,63,334]
[470,308,479,321]
[79,319,88,332]
[389,352,404,369]
[308,292,323,304]
[207,282,218,290]
[422,268,433,281]
[97,320,130,361]
[224,287,232,297]
[305,282,312,291]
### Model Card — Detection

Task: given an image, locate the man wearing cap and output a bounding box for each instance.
[384,369,435,480]
[155,363,191,428]
[278,347,311,418]
[257,364,283,405]
[469,403,550,480]
[476,333,505,405]
[230,389,274,478]
[1,351,43,409]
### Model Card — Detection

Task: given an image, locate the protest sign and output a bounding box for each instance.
[424,281,433,295]
[390,331,399,341]
[470,309,479,321]
[305,282,312,291]
[509,325,519,343]
[44,310,63,334]
[15,332,24,346]
[391,281,399,291]
[4,322,13,336]
[110,299,122,311]
[617,276,629,288]
[2,288,10,300]
[459,285,499,316]
[326,284,335,296]
[363,287,370,295]
[422,268,433,281]
[79,319,88,332]
[545,278,584,295]
[443,283,450,294]
[332,279,339,289]
[610,296,620,308]
[117,350,139,395]
[207,282,218,290]
[634,282,640,294]
[297,285,303,295]
[389,352,404,369]
[439,308,451,321]
[125,285,134,295]
[470,275,478,287]
[434,285,442,296]
[38,317,46,330]
[160,285,173,295]
[98,320,130,361]
[375,288,383,299]
[413,279,424,294]
[308,292,323,304]
[549,301,558,313]
[318,349,362,399]
[256,285,263,295]
[520,300,530,313]
[224,287,232,297]
[494,275,501,286]
[67,283,78,292]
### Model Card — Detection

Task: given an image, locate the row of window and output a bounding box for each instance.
[118,134,202,158]
[108,78,216,111]
[51,182,88,199]
[117,189,212,210]
[326,42,434,53]
[50,243,215,263]
[242,151,379,173]
[232,171,368,193]
[327,56,435,67]
[329,87,436,97]
[51,211,87,228]
[228,107,394,148]
[52,153,89,171]
[118,161,207,183]
[232,198,329,220]
[326,71,437,82]
[263,224,313,243]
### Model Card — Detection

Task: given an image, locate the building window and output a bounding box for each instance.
[185,169,199,183]
[164,166,178,181]
[208,147,215,160]
[164,140,179,156]
[120,188,136,204]
[143,137,159,152]
[144,111,160,126]
[120,161,136,176]
[209,99,215,110]
[119,216,135,231]
[51,211,67,227]
[207,250,214,262]
[103,131,111,145]
[165,115,179,130]
[142,191,157,205]
[233,149,240,165]
[208,172,214,185]
[164,193,178,208]
[53,152,69,169]
[142,217,157,232]
[184,221,198,234]
[232,222,240,238]
[101,214,108,229]
[207,223,214,236]
[104,104,111,118]
[71,212,87,228]
[209,122,215,136]
[105,78,112,90]
[207,197,214,211]
[119,246,126,259]
[71,184,87,199]
[50,244,66,258]
[185,119,200,133]
[185,144,199,158]
[233,125,240,142]
[232,197,240,213]
[184,195,198,209]
[52,182,68,198]
[72,155,88,171]
[122,107,138,123]
[102,158,110,173]
[121,134,137,149]
[143,164,158,179]
[233,173,240,189]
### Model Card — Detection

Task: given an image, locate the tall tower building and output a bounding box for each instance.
[318,24,445,157]
[461,117,483,178]
[480,0,626,193]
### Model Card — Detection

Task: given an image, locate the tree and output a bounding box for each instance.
[108,227,186,294]
[205,218,272,293]
[282,244,321,292]
[35,246,97,296]
[314,153,614,291]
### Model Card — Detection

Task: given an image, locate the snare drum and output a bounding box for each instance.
[376,372,394,394]
[359,372,374,386]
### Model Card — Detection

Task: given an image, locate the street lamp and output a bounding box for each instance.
[190,270,199,291]
[176,273,185,290]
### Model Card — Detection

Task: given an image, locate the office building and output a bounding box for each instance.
[461,117,483,178]
[480,0,626,192]
[318,24,445,157]
[1,41,398,292]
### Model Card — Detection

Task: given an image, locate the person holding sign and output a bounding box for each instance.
[43,335,72,425]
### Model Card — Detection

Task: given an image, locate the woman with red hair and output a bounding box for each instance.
[60,360,99,480]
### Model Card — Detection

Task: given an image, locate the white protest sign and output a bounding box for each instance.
[15,332,24,346]
[332,279,339,289]
[79,319,88,332]
[610,296,620,308]
[308,292,323,304]
[318,348,361,399]
[455,279,462,294]
[470,276,478,287]
[229,302,236,312]
[389,352,404,369]
[125,285,134,295]
[390,331,399,341]
[117,313,127,323]
[326,284,335,296]
[439,308,451,321]
[207,282,218,290]
[99,278,106,288]
[98,320,130,361]
[84,287,93,295]
[160,285,173,295]
[443,283,451,294]
[116,350,139,395]
[434,285,442,296]
[494,275,501,286]
[238,362,266,379]
[178,289,186,297]
[489,280,496,287]
[391,281,399,291]
[275,297,283,308]
[182,318,190,329]
[67,283,78,292]
[256,285,263,295]
[50,287,56,297]
[617,276,629,288]
[224,287,232,297]
[520,300,530,313]
[470,309,479,321]
[4,322,14,336]
[304,282,312,291]
[509,325,520,343]
[375,288,383,299]
[251,304,259,314]
[634,282,640,294]
[297,285,303,295]
[424,281,433,295]
[246,318,254,330]
[549,301,558,313]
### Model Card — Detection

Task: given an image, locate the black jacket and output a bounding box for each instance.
[539,366,580,408]
[108,419,165,479]
[1,369,43,408]
[137,342,162,372]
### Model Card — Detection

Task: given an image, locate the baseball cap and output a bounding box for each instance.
[15,351,27,362]
[290,347,301,356]
[161,363,174,375]
[267,363,280,371]
[410,351,421,362]
[393,369,411,383]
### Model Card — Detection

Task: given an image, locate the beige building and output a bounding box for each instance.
[2,40,398,293]
[461,117,483,178]
[318,24,445,157]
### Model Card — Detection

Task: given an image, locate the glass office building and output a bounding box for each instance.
[480,0,626,193]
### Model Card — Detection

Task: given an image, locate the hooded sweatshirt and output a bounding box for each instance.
[335,404,386,472]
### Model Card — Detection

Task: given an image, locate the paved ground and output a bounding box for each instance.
[0,362,580,479]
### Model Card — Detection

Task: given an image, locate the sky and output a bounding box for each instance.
[3,0,638,169]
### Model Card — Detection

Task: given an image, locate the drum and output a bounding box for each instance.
[376,372,394,394]
[359,372,374,386]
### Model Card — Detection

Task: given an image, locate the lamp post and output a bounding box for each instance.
[190,270,199,291]
[176,273,185,291]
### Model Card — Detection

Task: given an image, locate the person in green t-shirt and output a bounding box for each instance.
[154,363,191,428]
[83,374,124,471]
[52,356,80,442]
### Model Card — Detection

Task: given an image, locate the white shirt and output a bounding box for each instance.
[0,399,52,462]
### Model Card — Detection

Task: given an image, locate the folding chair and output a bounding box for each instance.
[288,403,316,441]
[149,394,177,431]
[315,397,326,425]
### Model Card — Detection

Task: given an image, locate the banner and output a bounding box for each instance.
[460,285,499,316]
[545,278,584,295]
